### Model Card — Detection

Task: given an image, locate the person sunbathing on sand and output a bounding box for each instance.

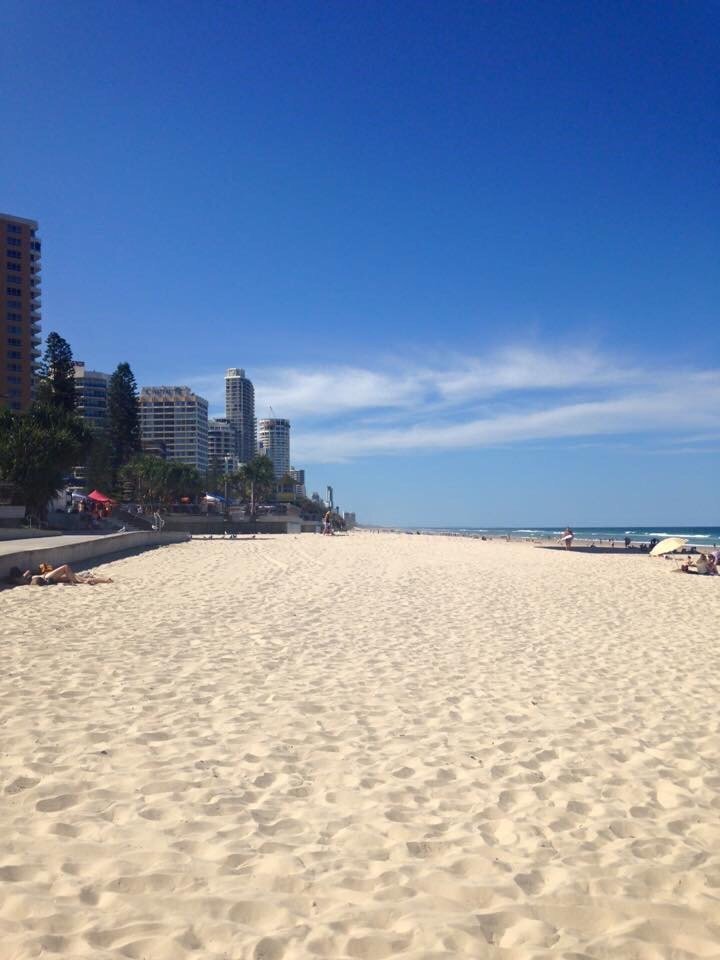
[679,554,714,575]
[7,564,113,586]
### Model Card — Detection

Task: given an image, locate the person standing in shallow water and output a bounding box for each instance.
[561,527,574,550]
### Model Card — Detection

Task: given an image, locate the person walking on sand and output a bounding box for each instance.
[560,527,574,550]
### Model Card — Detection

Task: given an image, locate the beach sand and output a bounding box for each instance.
[2,531,720,959]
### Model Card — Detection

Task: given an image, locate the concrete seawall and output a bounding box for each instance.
[0,531,190,582]
[0,528,65,541]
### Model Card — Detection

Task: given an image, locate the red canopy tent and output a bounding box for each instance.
[87,490,116,503]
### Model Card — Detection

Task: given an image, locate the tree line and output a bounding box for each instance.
[0,332,288,521]
[120,451,277,513]
[0,332,142,520]
[0,331,335,523]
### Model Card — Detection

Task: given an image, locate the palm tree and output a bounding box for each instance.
[234,455,275,517]
[164,462,202,504]
[120,455,203,510]
[120,454,163,506]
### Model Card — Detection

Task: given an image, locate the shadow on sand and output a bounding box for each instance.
[537,545,659,556]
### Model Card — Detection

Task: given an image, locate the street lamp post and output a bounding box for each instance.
[224,454,231,516]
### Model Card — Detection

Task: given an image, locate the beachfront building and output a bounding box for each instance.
[0,213,42,412]
[141,438,167,459]
[258,418,290,480]
[225,367,256,464]
[73,362,111,427]
[139,386,208,472]
[208,417,238,470]
[289,466,306,498]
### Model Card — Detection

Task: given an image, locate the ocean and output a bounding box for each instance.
[406,526,720,546]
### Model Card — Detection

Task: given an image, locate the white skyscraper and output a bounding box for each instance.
[258,418,290,480]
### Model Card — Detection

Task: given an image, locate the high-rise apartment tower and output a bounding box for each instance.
[1,213,41,411]
[224,367,255,464]
[208,417,237,469]
[289,467,306,498]
[258,418,290,480]
[139,386,209,472]
[73,362,111,427]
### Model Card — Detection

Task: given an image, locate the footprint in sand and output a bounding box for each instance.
[229,901,292,930]
[254,772,276,788]
[0,864,42,882]
[514,870,545,895]
[4,776,39,794]
[253,936,287,960]
[392,766,415,779]
[36,794,78,813]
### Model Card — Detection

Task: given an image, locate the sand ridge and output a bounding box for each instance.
[1,532,720,959]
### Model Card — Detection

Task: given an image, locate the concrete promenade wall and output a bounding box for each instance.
[0,531,189,582]
[0,528,64,541]
[163,516,305,535]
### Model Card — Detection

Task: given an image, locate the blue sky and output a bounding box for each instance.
[3,1,718,525]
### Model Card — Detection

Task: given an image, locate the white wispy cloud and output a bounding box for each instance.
[292,387,720,461]
[253,346,644,416]
[188,347,639,415]
[183,345,720,463]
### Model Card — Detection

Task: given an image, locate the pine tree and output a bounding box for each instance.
[84,428,115,494]
[36,332,76,412]
[107,362,141,473]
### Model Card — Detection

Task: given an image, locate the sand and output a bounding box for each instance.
[1,531,720,960]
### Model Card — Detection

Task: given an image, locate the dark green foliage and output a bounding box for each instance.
[36,332,76,412]
[277,471,297,494]
[0,403,92,520]
[206,456,226,496]
[163,461,203,503]
[84,428,115,495]
[231,454,275,514]
[119,455,203,506]
[295,495,327,520]
[107,363,141,473]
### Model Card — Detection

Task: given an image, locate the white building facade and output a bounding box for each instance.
[258,418,290,480]
[73,362,111,428]
[140,386,208,472]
